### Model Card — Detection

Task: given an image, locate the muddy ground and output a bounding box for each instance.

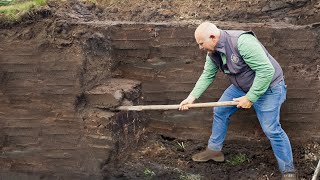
[105,134,320,180]
[1,0,320,180]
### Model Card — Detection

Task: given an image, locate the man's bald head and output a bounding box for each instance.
[195,22,220,42]
[194,22,221,53]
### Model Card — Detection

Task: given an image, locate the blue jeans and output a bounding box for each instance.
[208,81,295,173]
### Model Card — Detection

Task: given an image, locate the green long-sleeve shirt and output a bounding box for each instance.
[190,34,275,103]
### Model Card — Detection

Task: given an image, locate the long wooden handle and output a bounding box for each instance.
[116,101,239,111]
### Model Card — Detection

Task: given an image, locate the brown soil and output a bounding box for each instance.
[1,0,320,180]
[104,134,319,180]
[96,0,320,25]
[1,0,320,27]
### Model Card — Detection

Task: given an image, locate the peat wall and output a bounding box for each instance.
[0,20,319,178]
[107,21,320,141]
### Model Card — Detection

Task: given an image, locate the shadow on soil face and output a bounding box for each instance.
[104,134,319,180]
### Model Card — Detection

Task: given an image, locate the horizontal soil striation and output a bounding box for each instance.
[110,22,320,141]
[1,19,320,178]
[0,15,147,179]
[0,0,320,179]
[105,134,320,180]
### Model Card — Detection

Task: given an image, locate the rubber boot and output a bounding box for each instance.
[192,148,224,162]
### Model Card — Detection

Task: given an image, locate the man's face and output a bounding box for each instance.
[195,33,216,53]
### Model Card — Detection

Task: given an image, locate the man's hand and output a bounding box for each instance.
[233,96,253,109]
[179,95,196,110]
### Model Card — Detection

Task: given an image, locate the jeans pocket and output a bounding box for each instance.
[269,83,282,94]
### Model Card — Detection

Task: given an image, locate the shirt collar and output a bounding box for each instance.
[215,30,226,54]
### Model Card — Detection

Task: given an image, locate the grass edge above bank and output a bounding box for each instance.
[0,0,98,22]
[0,0,48,21]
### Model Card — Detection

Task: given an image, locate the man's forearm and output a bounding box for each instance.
[190,74,215,98]
[190,56,218,99]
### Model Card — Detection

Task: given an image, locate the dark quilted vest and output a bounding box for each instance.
[208,30,283,92]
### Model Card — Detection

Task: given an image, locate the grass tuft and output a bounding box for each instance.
[226,153,250,166]
[179,173,203,180]
[176,141,186,151]
[0,0,47,21]
[0,0,14,6]
[143,168,156,179]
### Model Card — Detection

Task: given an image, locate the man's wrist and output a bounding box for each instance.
[245,95,255,103]
[187,94,196,102]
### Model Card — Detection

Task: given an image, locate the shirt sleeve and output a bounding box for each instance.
[190,54,218,99]
[238,33,275,103]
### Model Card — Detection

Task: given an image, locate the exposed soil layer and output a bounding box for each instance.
[105,134,320,180]
[0,0,320,180]
[1,0,320,27]
[97,0,320,25]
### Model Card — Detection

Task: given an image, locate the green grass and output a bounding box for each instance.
[176,141,186,151]
[83,0,97,3]
[143,168,156,178]
[0,0,14,6]
[226,153,250,166]
[0,0,47,21]
[179,173,203,180]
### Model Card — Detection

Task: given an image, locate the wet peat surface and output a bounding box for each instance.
[105,134,320,180]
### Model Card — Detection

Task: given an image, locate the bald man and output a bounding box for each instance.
[179,22,296,179]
